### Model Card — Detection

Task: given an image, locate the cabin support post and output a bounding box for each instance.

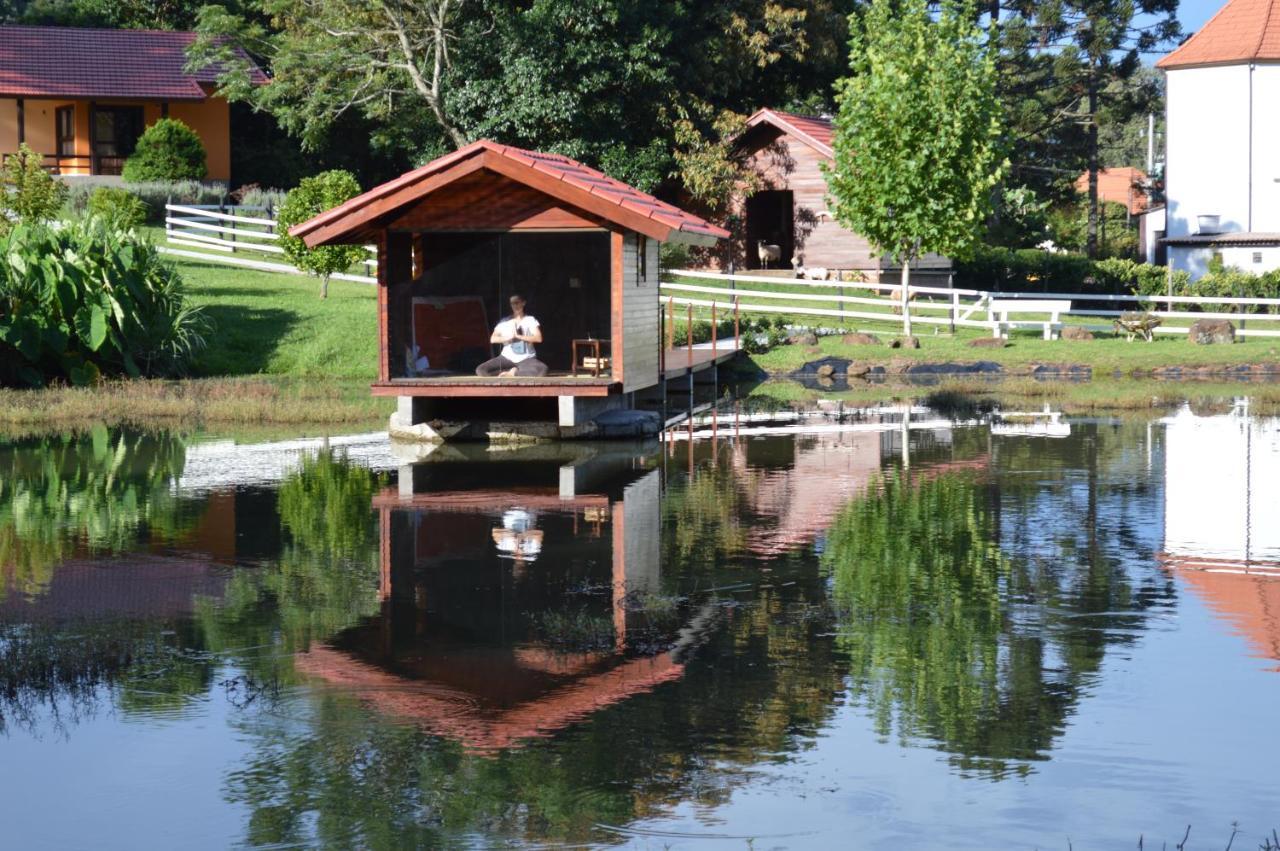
[15,98,24,146]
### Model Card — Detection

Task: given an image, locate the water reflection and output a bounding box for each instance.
[1,405,1278,847]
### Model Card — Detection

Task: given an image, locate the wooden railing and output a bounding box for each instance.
[661,268,1280,339]
[160,202,378,284]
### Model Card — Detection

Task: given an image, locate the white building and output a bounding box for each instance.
[1158,0,1280,279]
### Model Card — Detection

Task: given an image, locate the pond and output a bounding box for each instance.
[1,400,1278,849]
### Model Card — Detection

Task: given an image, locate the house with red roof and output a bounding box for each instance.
[290,139,729,442]
[1073,166,1150,216]
[701,108,950,282]
[0,25,267,181]
[1157,0,1280,278]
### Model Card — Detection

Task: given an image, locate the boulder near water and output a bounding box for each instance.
[1061,326,1094,341]
[1188,318,1235,344]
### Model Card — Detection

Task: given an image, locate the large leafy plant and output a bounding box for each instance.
[1,144,68,229]
[0,220,208,386]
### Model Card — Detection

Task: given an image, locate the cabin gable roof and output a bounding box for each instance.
[291,140,729,247]
[741,108,835,159]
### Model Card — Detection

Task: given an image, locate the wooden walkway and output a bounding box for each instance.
[662,338,741,381]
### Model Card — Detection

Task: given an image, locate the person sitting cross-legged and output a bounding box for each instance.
[475,294,549,377]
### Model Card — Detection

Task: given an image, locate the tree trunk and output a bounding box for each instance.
[900,261,912,338]
[1086,68,1100,259]
[321,274,330,300]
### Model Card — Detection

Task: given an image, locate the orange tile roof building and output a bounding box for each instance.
[1074,167,1150,215]
[0,25,266,180]
[1157,0,1280,278]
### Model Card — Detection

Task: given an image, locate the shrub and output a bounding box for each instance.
[230,183,288,212]
[64,179,227,223]
[122,119,207,183]
[86,187,148,229]
[1,144,67,228]
[0,220,207,386]
[277,170,366,299]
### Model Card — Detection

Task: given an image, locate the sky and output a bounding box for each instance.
[1177,0,1226,39]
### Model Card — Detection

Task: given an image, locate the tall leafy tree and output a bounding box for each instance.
[826,0,1006,336]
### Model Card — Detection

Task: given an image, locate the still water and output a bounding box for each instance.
[1,400,1278,849]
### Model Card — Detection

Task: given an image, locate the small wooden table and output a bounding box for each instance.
[572,338,611,377]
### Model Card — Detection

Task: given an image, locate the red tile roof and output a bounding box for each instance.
[0,25,267,100]
[1074,167,1149,214]
[1157,0,1280,68]
[292,139,729,247]
[743,108,835,158]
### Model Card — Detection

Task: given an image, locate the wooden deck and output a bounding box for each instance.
[372,339,741,398]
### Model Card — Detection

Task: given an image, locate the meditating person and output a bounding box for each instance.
[476,294,549,377]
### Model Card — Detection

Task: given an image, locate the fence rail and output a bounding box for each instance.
[163,202,377,282]
[662,268,1280,338]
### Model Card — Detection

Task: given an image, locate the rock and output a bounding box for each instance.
[841,332,881,346]
[885,357,913,374]
[904,361,1003,375]
[816,364,836,378]
[846,361,871,377]
[1189,318,1235,345]
[788,331,819,346]
[969,337,1008,349]
[795,357,851,377]
[590,408,662,438]
[1061,326,1094,341]
[888,336,920,349]
[816,375,835,388]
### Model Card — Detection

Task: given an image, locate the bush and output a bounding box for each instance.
[122,119,207,183]
[86,187,148,229]
[0,220,207,386]
[1,144,67,228]
[230,183,288,212]
[956,245,1096,293]
[277,170,366,299]
[64,179,227,223]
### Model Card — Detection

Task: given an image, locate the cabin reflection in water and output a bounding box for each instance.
[294,443,696,752]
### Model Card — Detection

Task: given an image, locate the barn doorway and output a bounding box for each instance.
[745,190,794,270]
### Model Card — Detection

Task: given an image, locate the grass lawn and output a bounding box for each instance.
[173,252,379,379]
[745,326,1280,375]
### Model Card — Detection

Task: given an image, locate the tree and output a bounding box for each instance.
[121,118,207,182]
[0,144,67,228]
[826,0,1006,336]
[994,0,1178,257]
[190,0,469,152]
[277,170,366,299]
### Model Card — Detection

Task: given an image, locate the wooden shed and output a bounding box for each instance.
[713,108,950,283]
[289,140,729,442]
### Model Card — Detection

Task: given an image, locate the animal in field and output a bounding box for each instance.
[757,242,781,268]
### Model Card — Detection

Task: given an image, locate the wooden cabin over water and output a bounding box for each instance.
[704,108,950,283]
[290,140,732,442]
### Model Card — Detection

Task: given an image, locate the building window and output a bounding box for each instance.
[56,106,75,158]
[1253,252,1263,264]
[90,105,145,175]
[635,234,647,283]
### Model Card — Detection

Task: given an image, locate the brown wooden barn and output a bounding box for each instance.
[711,108,950,283]
[289,140,731,442]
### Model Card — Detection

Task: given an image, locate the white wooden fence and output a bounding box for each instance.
[661,269,1280,339]
[160,203,377,284]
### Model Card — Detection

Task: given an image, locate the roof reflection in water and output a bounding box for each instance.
[293,440,707,752]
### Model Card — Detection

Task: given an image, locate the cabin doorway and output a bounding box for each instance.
[745,190,794,270]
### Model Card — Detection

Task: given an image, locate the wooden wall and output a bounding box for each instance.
[618,231,661,393]
[712,128,950,277]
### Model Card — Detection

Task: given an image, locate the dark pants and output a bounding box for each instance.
[475,355,549,377]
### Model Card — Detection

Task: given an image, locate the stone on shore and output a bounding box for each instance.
[888,336,920,349]
[789,331,819,346]
[816,364,836,378]
[846,361,871,376]
[841,332,881,346]
[1188,318,1235,345]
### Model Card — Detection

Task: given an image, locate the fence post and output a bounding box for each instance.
[221,197,236,254]
[687,303,693,369]
[734,296,740,351]
[711,301,717,361]
[949,272,957,334]
[667,297,675,353]
[165,194,172,243]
